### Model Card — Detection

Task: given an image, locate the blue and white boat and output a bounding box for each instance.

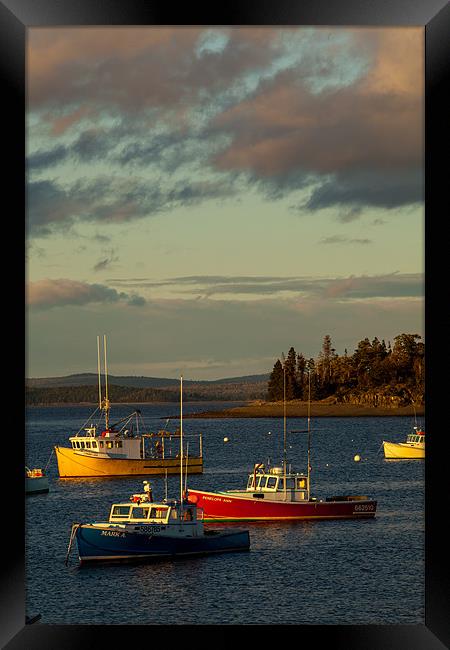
[69,481,250,564]
[66,377,250,565]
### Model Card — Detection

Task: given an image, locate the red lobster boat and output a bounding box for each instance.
[187,463,377,522]
[188,368,377,523]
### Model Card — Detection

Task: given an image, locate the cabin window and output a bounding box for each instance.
[149,507,168,520]
[80,441,85,449]
[258,476,267,488]
[99,441,104,448]
[85,441,91,449]
[286,478,295,489]
[279,478,284,489]
[106,441,113,449]
[111,506,131,519]
[114,441,123,448]
[91,441,97,448]
[297,478,306,489]
[131,506,150,520]
[247,476,255,489]
[170,509,178,520]
[267,477,277,489]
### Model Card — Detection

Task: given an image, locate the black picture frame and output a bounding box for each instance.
[3,1,448,647]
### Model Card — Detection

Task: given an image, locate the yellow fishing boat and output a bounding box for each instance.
[382,427,425,459]
[55,336,203,478]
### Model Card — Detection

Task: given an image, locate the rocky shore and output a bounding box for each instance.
[183,400,425,419]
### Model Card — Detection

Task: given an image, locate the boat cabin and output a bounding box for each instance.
[68,422,201,461]
[108,501,200,525]
[246,465,310,501]
[69,425,143,459]
[406,429,425,446]
[104,480,203,530]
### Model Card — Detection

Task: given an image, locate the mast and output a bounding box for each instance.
[97,336,102,412]
[180,375,184,511]
[282,353,287,500]
[103,334,110,430]
[307,368,311,500]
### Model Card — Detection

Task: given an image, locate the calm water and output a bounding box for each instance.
[25,404,424,625]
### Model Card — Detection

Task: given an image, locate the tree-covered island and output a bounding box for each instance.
[268,333,424,408]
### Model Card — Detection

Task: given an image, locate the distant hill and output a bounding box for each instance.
[26,372,269,389]
[25,372,270,405]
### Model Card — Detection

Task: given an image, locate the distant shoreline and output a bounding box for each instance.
[181,401,425,419]
[26,400,425,419]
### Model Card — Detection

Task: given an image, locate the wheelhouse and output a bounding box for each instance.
[406,430,425,445]
[68,420,202,461]
[108,502,199,524]
[246,465,310,500]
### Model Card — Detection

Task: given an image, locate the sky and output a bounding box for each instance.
[26,26,424,380]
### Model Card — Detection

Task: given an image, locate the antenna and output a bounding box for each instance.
[103,334,110,430]
[282,352,287,501]
[180,375,184,513]
[184,442,189,495]
[97,336,102,411]
[307,368,311,500]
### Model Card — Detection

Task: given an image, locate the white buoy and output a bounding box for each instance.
[354,454,361,462]
[223,437,229,443]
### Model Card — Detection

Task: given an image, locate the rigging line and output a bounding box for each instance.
[75,406,101,436]
[44,447,55,472]
[65,523,80,567]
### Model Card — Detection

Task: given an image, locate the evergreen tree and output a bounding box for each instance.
[284,347,299,400]
[267,359,284,401]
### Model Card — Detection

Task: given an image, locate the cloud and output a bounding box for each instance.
[27,27,423,235]
[208,29,423,212]
[27,286,424,378]
[27,145,67,171]
[302,169,423,215]
[27,176,234,237]
[322,273,424,299]
[107,272,424,300]
[93,251,119,272]
[27,278,146,309]
[319,235,372,245]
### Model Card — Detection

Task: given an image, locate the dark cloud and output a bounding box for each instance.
[27,145,67,171]
[72,128,113,161]
[28,278,146,309]
[27,176,234,237]
[303,169,423,215]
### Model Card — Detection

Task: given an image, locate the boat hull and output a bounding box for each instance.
[55,445,203,478]
[383,441,424,459]
[25,476,49,494]
[75,524,250,563]
[188,489,377,522]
